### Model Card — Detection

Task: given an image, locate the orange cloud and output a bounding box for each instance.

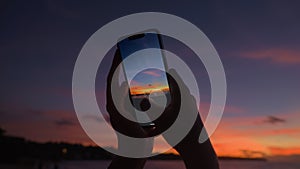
[262,128,300,136]
[208,110,300,159]
[269,146,300,156]
[239,48,300,64]
[212,139,268,158]
[130,84,169,95]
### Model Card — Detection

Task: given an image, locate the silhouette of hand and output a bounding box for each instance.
[106,51,148,137]
[106,50,153,169]
[151,68,219,169]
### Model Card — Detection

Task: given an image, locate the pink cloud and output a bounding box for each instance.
[129,79,143,86]
[2,113,89,144]
[142,70,161,77]
[210,114,300,158]
[199,102,246,120]
[202,103,245,114]
[239,48,300,64]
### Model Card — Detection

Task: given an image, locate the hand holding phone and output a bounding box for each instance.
[108,35,219,169]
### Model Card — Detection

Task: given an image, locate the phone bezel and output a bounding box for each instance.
[117,29,171,126]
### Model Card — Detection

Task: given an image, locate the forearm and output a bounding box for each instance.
[108,134,153,169]
[176,139,219,169]
[175,116,219,169]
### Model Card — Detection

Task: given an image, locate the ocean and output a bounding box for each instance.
[60,160,300,169]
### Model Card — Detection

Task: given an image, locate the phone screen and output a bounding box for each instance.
[117,32,170,125]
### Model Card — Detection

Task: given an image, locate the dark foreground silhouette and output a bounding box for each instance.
[0,128,265,165]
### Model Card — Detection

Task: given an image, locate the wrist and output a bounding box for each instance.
[175,140,219,169]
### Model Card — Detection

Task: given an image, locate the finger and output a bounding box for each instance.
[166,72,181,108]
[119,82,134,114]
[109,83,146,137]
[106,50,122,112]
[168,68,190,95]
[107,49,122,85]
[167,72,180,93]
[168,68,199,109]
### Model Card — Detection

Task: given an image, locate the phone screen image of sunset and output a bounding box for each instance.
[118,33,170,109]
[129,68,170,96]
[129,68,170,110]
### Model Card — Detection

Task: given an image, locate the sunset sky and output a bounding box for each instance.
[1,1,300,161]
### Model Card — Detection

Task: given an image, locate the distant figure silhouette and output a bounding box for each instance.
[140,98,151,111]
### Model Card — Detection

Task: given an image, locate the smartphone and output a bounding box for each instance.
[117,31,171,127]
